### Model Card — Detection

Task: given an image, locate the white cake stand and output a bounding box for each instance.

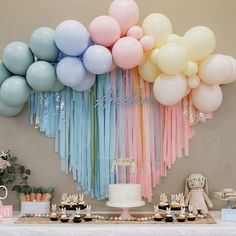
[106,201,145,220]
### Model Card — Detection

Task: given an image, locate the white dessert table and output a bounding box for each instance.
[0,211,236,236]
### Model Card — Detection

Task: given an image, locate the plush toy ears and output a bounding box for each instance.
[184,177,190,196]
[204,177,209,195]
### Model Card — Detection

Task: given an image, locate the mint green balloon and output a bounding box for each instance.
[50,79,65,92]
[0,76,31,106]
[0,62,12,86]
[0,98,24,117]
[29,27,60,62]
[26,61,57,91]
[3,42,34,75]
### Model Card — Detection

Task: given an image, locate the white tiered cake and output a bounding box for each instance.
[106,184,145,208]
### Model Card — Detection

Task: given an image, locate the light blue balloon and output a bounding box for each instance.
[26,61,57,91]
[72,71,96,92]
[50,79,65,92]
[29,27,60,62]
[83,45,112,74]
[0,76,31,106]
[55,20,89,56]
[56,57,86,87]
[0,98,24,117]
[0,62,12,86]
[2,41,34,75]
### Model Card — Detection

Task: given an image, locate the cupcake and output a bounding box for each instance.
[78,193,87,210]
[177,214,186,222]
[50,212,59,222]
[187,213,196,221]
[73,214,82,223]
[84,213,93,222]
[165,208,173,222]
[60,214,69,223]
[154,213,163,222]
[170,202,181,211]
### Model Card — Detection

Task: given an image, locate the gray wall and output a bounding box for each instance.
[0,0,236,211]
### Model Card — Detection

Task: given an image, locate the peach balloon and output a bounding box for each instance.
[89,15,121,47]
[187,75,200,89]
[153,74,187,106]
[127,26,143,40]
[108,0,139,36]
[223,56,236,84]
[192,82,223,112]
[140,35,155,51]
[112,37,143,69]
[198,54,233,85]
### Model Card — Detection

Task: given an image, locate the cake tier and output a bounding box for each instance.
[106,184,145,208]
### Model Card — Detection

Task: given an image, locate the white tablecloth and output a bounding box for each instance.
[0,212,236,236]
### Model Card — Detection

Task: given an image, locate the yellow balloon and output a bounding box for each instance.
[166,34,182,44]
[138,57,161,83]
[183,26,216,61]
[184,61,198,77]
[142,13,172,48]
[150,48,159,64]
[156,43,188,75]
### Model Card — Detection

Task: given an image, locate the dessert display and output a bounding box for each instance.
[165,208,173,222]
[59,193,87,210]
[158,193,169,210]
[176,207,186,222]
[153,205,163,221]
[73,208,82,223]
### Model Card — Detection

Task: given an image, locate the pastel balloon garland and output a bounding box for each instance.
[0,0,235,117]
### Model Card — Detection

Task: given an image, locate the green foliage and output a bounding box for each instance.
[0,150,31,191]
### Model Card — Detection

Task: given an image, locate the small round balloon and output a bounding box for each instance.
[29,27,60,62]
[153,74,187,106]
[187,75,200,89]
[183,26,216,61]
[83,45,112,74]
[192,82,223,112]
[199,54,233,85]
[138,57,161,83]
[139,36,155,51]
[55,20,89,56]
[89,15,121,47]
[142,13,172,48]
[26,61,57,91]
[56,57,86,87]
[0,62,12,87]
[112,37,143,69]
[156,43,188,75]
[0,76,31,106]
[72,71,96,92]
[50,80,65,92]
[184,61,198,77]
[2,42,34,75]
[108,0,139,36]
[0,98,24,117]
[127,26,143,40]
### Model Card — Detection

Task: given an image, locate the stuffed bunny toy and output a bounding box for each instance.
[185,173,213,216]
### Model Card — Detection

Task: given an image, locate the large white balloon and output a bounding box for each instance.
[153,74,187,106]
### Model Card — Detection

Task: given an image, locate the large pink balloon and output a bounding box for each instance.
[153,74,187,106]
[223,56,236,84]
[108,0,139,36]
[192,82,223,112]
[198,54,233,85]
[89,15,121,47]
[112,37,143,69]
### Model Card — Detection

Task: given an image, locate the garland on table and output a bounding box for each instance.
[29,68,211,201]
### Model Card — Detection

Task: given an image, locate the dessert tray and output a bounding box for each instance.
[16,213,216,225]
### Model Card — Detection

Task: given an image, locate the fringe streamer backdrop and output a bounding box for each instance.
[29,68,212,201]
